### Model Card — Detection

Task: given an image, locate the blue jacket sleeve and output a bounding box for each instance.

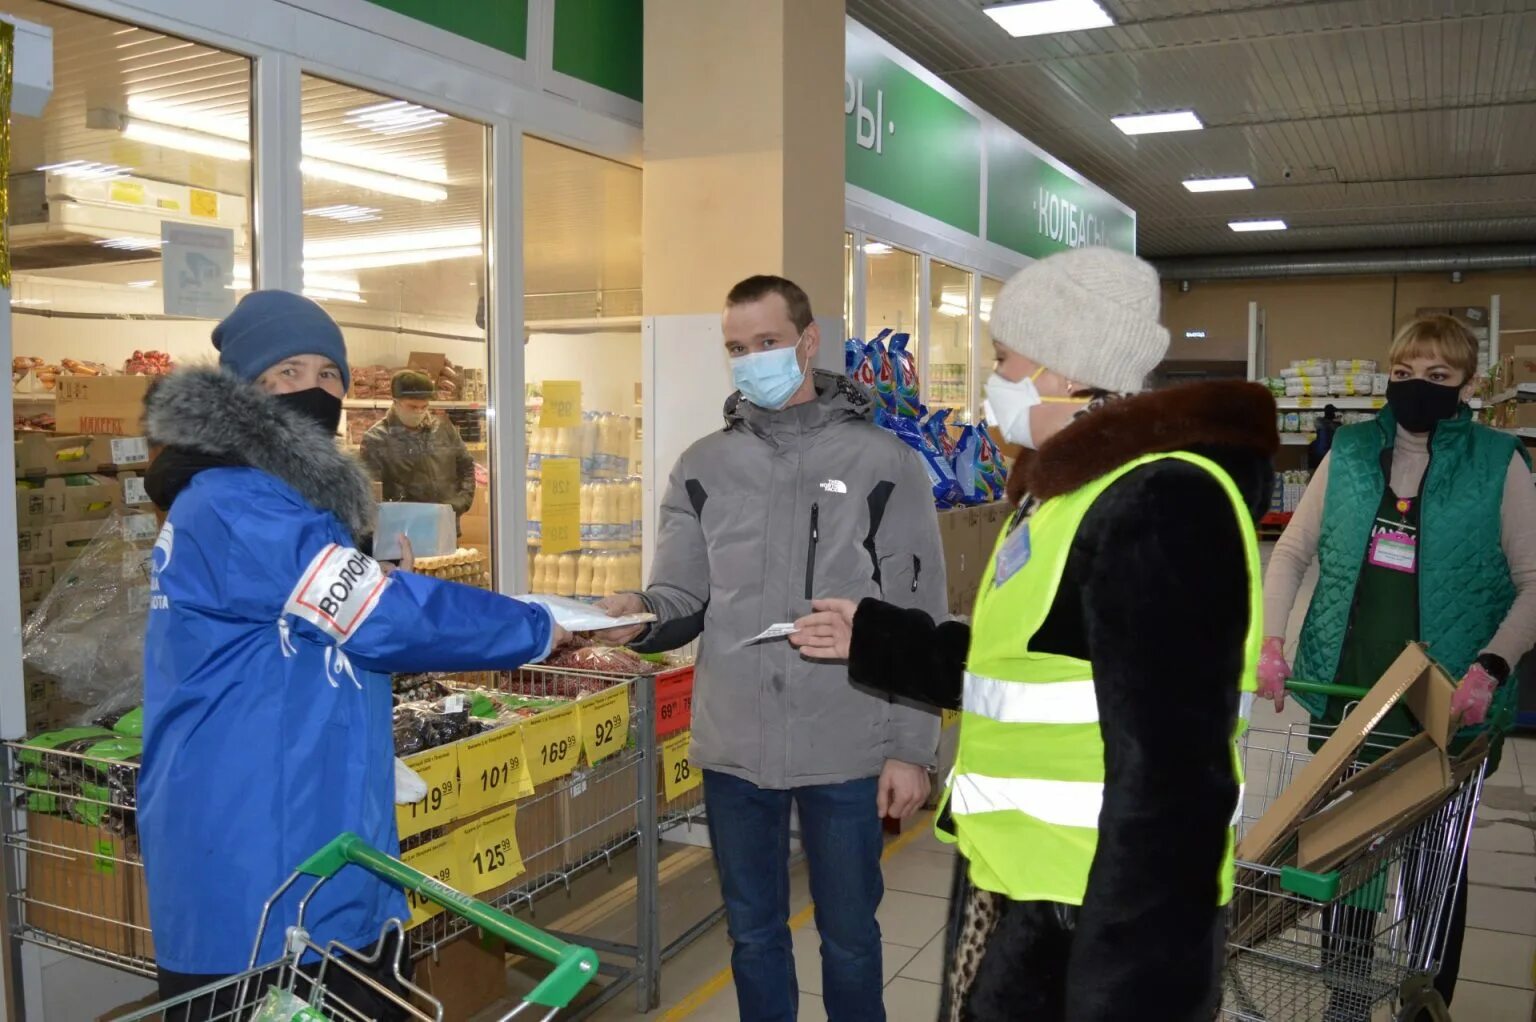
[223,500,554,676]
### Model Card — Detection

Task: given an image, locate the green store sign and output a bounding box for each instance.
[845,31,982,235]
[364,0,528,59]
[987,126,1135,257]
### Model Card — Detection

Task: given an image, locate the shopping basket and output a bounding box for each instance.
[116,832,600,1021]
[1222,680,1486,1022]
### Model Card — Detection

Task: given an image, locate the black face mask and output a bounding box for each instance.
[1385,378,1462,434]
[275,387,344,436]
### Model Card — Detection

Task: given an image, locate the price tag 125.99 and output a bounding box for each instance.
[457,725,533,816]
[522,704,581,786]
[579,684,631,765]
[458,806,525,896]
[662,730,701,802]
[396,745,461,840]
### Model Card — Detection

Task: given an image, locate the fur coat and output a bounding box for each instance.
[847,381,1279,1022]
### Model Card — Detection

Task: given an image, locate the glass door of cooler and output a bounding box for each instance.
[928,260,975,422]
[977,275,1003,417]
[863,238,919,340]
[522,137,643,603]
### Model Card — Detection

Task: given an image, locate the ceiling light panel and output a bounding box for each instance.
[1111,111,1204,136]
[38,160,133,181]
[984,0,1113,38]
[305,204,384,224]
[345,99,449,136]
[1183,176,1254,193]
[1229,219,1288,232]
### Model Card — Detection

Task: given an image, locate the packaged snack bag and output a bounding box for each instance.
[887,333,922,417]
[845,336,876,392]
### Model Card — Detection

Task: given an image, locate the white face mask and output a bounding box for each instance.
[983,368,1088,449]
[394,405,428,428]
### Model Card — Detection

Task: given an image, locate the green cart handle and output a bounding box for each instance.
[1285,679,1370,700]
[296,832,598,1010]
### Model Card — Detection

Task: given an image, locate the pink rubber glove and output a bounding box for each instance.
[1257,636,1291,712]
[1450,663,1497,727]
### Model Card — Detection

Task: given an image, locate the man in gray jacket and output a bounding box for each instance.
[600,275,944,1021]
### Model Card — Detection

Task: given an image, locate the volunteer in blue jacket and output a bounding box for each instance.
[139,290,565,1016]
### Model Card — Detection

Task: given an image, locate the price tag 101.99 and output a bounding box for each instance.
[396,745,461,840]
[458,806,525,896]
[662,730,700,802]
[401,833,462,928]
[522,704,581,786]
[457,725,533,816]
[579,684,631,765]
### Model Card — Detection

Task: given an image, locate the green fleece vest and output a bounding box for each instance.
[1293,407,1527,734]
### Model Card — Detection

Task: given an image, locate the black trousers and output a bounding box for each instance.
[156,934,413,1022]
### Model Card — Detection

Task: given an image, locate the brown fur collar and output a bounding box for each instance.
[1015,380,1279,502]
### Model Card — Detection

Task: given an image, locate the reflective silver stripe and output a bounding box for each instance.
[949,772,1104,829]
[1239,691,1256,722]
[963,672,1099,725]
[1231,784,1246,827]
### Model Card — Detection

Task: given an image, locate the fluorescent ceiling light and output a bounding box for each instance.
[306,245,482,273]
[97,237,162,251]
[298,158,447,203]
[1183,176,1254,193]
[303,226,480,260]
[38,160,132,181]
[305,204,383,224]
[1229,219,1288,232]
[122,118,249,161]
[863,242,893,255]
[1111,110,1203,135]
[304,287,366,304]
[346,99,448,136]
[126,280,157,288]
[984,0,1113,38]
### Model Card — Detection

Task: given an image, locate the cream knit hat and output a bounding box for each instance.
[989,247,1170,394]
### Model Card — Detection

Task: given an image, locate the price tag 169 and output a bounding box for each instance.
[396,745,461,840]
[401,833,462,928]
[523,704,581,786]
[458,725,533,815]
[579,684,631,765]
[458,806,525,896]
[662,730,700,802]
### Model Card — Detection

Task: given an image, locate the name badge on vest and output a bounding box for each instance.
[993,523,1032,587]
[1368,529,1417,573]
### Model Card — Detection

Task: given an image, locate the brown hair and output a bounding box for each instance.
[1388,314,1479,383]
[725,275,814,333]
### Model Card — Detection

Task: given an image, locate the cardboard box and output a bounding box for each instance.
[17,526,51,565]
[51,519,108,562]
[1509,346,1536,388]
[16,484,50,527]
[562,764,639,867]
[515,782,566,885]
[410,931,508,1021]
[25,813,136,955]
[1236,644,1456,865]
[15,434,149,478]
[19,563,53,603]
[55,376,152,436]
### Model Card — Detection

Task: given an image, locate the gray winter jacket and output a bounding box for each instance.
[635,372,946,789]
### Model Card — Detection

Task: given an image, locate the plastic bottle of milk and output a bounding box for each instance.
[576,553,595,599]
[557,554,578,598]
[592,553,611,598]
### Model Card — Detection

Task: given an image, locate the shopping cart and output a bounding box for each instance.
[117,832,600,1022]
[1222,681,1486,1022]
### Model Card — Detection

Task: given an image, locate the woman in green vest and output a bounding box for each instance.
[1259,312,1536,1016]
[792,247,1279,1022]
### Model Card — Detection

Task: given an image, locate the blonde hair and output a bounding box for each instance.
[1388,314,1479,383]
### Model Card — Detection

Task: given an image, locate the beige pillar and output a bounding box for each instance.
[642,0,846,323]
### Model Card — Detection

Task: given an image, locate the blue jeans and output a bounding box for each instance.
[703,770,886,1022]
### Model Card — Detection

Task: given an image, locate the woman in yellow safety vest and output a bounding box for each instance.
[793,247,1279,1022]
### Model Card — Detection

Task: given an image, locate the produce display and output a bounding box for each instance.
[12,352,173,393]
[847,331,1008,507]
[1264,360,1386,400]
[124,350,175,376]
[15,718,143,835]
[349,359,469,402]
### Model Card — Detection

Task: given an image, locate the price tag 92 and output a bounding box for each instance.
[458,726,533,815]
[523,704,581,786]
[401,833,461,928]
[396,746,461,839]
[459,807,525,896]
[579,684,631,765]
[662,731,700,802]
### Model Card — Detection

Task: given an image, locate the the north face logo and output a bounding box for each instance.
[820,480,848,494]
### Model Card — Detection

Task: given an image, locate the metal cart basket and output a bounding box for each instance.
[116,832,599,1022]
[1223,682,1486,1022]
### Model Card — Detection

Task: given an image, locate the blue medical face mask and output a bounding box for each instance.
[731,333,807,410]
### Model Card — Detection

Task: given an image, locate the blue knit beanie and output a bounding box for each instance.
[212,290,351,390]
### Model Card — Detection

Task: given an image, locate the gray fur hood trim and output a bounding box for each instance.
[144,368,376,539]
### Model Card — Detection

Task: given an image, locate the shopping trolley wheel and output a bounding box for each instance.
[1394,976,1450,1022]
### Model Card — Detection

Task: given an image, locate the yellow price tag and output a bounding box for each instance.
[108,180,145,206]
[941,708,960,730]
[458,807,525,896]
[401,832,462,928]
[1295,397,1314,408]
[189,189,219,219]
[579,684,631,765]
[539,380,583,428]
[662,731,700,801]
[540,458,581,555]
[523,705,581,785]
[396,745,461,839]
[458,725,533,816]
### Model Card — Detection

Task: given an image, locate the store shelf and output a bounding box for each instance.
[1279,433,1313,446]
[1497,427,1536,440]
[1485,385,1536,405]
[344,398,486,410]
[1273,396,1384,410]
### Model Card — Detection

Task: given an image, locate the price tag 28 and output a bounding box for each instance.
[541,458,582,555]
[458,807,524,896]
[579,684,631,765]
[401,833,462,928]
[396,745,461,840]
[458,725,533,815]
[523,704,580,786]
[539,380,583,429]
[662,731,700,802]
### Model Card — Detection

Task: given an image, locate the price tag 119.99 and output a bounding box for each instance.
[457,725,533,816]
[396,745,461,840]
[522,704,581,786]
[401,833,462,928]
[662,731,700,802]
[579,684,631,765]
[458,806,525,896]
